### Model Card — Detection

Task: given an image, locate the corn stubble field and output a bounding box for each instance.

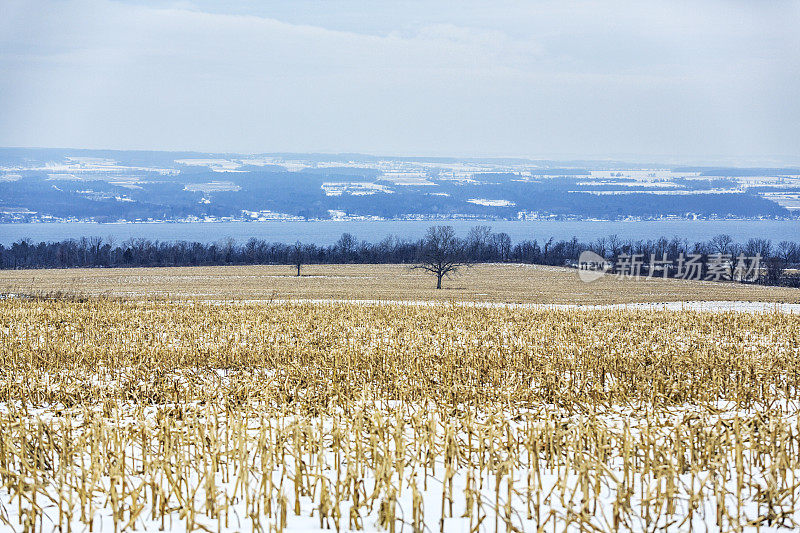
[2,291,800,533]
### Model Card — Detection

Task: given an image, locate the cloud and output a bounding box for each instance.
[0,0,798,162]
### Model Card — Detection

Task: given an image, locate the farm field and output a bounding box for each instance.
[1,263,799,304]
[1,296,800,532]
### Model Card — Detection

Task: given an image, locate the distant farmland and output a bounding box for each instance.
[1,263,799,304]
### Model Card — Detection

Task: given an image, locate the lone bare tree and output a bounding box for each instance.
[413,226,468,289]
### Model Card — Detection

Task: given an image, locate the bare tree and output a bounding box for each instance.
[413,226,468,289]
[744,238,772,260]
[607,234,621,257]
[593,237,607,259]
[467,225,492,260]
[542,236,554,264]
[764,256,785,285]
[291,240,304,276]
[710,234,734,255]
[335,233,357,261]
[778,240,797,264]
[492,232,512,262]
[88,236,103,265]
[220,237,236,264]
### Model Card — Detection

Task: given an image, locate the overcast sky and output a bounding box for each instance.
[1,1,799,164]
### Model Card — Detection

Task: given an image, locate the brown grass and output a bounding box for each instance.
[1,263,799,304]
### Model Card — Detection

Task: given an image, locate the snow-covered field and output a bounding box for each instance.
[3,395,799,532]
[1,299,799,532]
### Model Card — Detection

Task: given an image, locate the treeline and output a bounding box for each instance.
[1,226,799,286]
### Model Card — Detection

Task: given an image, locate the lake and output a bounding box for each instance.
[1,219,798,246]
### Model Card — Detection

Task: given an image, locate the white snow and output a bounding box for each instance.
[1,395,798,532]
[467,198,516,207]
[184,181,242,193]
[380,174,436,186]
[322,182,394,196]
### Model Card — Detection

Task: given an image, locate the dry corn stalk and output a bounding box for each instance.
[0,298,798,531]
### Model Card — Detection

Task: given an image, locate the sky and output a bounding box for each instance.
[1,0,799,164]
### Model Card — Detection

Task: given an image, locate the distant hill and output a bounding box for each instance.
[0,148,797,222]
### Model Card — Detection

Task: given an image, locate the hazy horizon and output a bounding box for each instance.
[2,1,799,165]
[2,145,799,169]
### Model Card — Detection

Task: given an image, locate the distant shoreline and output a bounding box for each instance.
[3,218,800,248]
[2,215,798,225]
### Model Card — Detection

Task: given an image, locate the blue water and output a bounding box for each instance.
[0,220,798,246]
